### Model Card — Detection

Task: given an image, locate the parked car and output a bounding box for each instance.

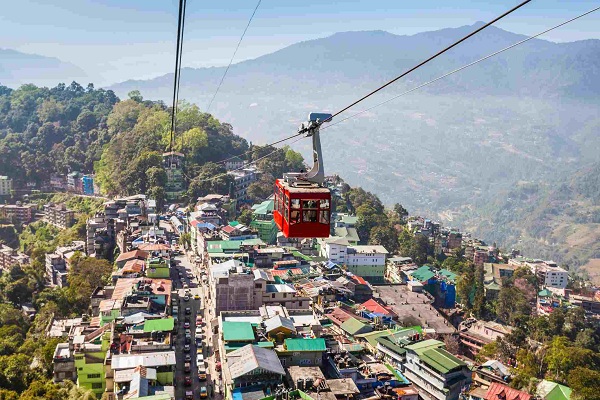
[196,353,204,365]
[185,307,191,315]
[200,386,208,398]
[183,344,190,353]
[184,376,192,387]
[184,354,191,362]
[185,334,191,344]
[183,322,190,329]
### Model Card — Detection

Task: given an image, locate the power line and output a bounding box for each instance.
[325,0,532,122]
[321,5,600,132]
[176,0,188,153]
[206,0,262,114]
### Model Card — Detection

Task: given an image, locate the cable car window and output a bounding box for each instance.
[291,199,300,209]
[319,199,330,209]
[290,209,301,225]
[303,210,318,223]
[302,200,317,209]
[284,194,290,222]
[320,210,329,224]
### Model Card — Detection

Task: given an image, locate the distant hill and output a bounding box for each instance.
[0,48,88,88]
[108,23,600,100]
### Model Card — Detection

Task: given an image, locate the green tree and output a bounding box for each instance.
[369,225,399,254]
[128,90,143,103]
[472,264,485,317]
[546,336,597,384]
[456,264,475,309]
[568,367,600,400]
[238,208,254,226]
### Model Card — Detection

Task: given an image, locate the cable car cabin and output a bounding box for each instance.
[274,178,331,238]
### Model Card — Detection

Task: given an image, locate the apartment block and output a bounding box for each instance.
[0,176,12,196]
[0,244,30,271]
[0,203,36,224]
[43,203,75,229]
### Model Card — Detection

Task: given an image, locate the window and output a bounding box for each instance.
[255,283,262,289]
[87,374,101,379]
[91,383,103,389]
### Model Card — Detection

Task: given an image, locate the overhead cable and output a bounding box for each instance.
[321,5,600,131]
[169,0,186,154]
[206,0,262,113]
[325,0,532,122]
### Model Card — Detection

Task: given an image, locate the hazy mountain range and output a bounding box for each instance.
[3,22,600,267]
[0,48,88,88]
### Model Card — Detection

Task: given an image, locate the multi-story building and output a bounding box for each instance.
[162,151,185,200]
[458,319,512,359]
[0,176,12,196]
[276,338,327,367]
[67,172,83,194]
[402,339,472,400]
[0,203,36,224]
[43,203,75,229]
[228,168,257,201]
[345,245,389,283]
[447,232,462,250]
[0,244,30,271]
[473,250,487,267]
[535,261,569,289]
[224,155,245,171]
[320,237,350,265]
[72,328,112,397]
[250,199,278,244]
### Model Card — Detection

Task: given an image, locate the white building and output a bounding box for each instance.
[536,261,568,289]
[0,176,12,196]
[228,168,257,201]
[319,237,350,265]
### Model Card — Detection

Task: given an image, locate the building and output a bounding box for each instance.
[45,241,85,287]
[224,155,245,171]
[82,174,95,195]
[250,199,279,244]
[43,203,76,229]
[210,260,258,316]
[535,262,569,289]
[67,172,83,194]
[469,382,531,400]
[0,176,12,196]
[224,344,285,393]
[345,245,389,283]
[459,319,512,359]
[0,244,30,271]
[228,168,258,201]
[162,152,185,200]
[0,203,36,224]
[402,339,472,400]
[320,237,350,265]
[536,380,572,400]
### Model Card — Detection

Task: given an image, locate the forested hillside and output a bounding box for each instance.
[462,162,600,274]
[0,82,118,185]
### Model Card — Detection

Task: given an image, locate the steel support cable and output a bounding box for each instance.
[321,5,600,132]
[325,0,532,122]
[204,0,532,167]
[176,0,188,153]
[206,0,262,114]
[169,0,185,154]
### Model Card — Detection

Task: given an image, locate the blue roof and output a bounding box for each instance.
[325,261,339,270]
[196,222,217,231]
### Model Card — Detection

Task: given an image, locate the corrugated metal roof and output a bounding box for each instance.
[111,351,176,370]
[264,315,296,334]
[284,338,327,352]
[227,345,285,379]
[485,382,531,400]
[420,347,466,374]
[340,318,372,336]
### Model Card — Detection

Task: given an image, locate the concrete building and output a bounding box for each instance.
[402,339,472,400]
[320,237,350,265]
[0,176,12,196]
[223,344,285,393]
[228,168,257,201]
[345,245,389,283]
[67,172,83,194]
[250,199,278,244]
[0,203,36,224]
[0,244,30,271]
[276,338,327,367]
[459,319,512,359]
[43,203,75,229]
[224,156,245,171]
[535,261,569,289]
[82,175,95,195]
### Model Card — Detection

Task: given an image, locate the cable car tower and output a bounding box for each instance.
[274,113,332,238]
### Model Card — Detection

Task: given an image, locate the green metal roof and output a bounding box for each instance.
[252,200,274,215]
[419,347,466,374]
[411,265,435,282]
[340,317,372,336]
[222,321,255,342]
[207,241,244,253]
[291,250,313,262]
[143,318,175,332]
[284,338,327,352]
[539,289,552,297]
[257,341,275,348]
[229,221,240,227]
[438,269,457,283]
[538,380,572,400]
[340,215,358,225]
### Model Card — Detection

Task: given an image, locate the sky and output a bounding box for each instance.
[1,0,599,86]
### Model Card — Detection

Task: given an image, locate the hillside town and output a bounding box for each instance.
[1,160,598,400]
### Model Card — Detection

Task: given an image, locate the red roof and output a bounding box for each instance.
[122,259,145,273]
[222,225,237,234]
[116,249,149,263]
[325,307,369,326]
[485,383,531,400]
[359,298,395,316]
[350,275,367,285]
[190,220,199,227]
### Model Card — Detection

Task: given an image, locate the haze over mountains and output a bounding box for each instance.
[0,48,88,88]
[3,22,600,267]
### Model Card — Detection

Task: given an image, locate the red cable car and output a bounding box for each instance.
[274,113,332,238]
